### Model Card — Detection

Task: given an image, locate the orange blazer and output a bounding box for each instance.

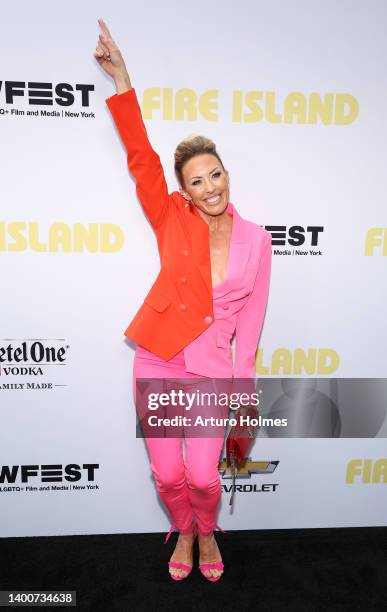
[105,87,271,371]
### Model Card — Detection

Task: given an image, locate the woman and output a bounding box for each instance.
[95,18,272,582]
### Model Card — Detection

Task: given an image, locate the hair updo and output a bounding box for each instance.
[174,134,225,189]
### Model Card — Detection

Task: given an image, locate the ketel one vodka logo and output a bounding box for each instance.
[0,339,69,379]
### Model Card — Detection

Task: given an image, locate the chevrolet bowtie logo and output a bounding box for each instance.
[218,458,279,479]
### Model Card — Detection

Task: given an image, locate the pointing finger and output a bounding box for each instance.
[98,18,112,39]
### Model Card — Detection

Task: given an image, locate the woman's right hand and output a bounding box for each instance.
[94,18,131,85]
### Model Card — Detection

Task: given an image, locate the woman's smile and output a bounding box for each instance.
[204,193,222,205]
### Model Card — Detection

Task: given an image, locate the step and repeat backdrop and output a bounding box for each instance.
[1,1,386,537]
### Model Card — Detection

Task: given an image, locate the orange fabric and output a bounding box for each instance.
[106,87,217,360]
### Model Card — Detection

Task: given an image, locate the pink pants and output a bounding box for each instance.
[133,345,226,540]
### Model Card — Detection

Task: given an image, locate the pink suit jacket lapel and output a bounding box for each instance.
[213,201,251,297]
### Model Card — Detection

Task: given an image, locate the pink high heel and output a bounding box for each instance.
[164,522,198,581]
[198,523,226,582]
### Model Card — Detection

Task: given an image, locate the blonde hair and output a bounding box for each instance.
[174,134,225,189]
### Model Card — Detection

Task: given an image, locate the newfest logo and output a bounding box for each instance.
[0,339,70,389]
[265,225,324,256]
[219,458,279,496]
[364,228,387,256]
[0,80,94,117]
[346,459,387,484]
[0,463,99,494]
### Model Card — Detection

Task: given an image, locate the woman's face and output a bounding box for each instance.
[180,153,229,217]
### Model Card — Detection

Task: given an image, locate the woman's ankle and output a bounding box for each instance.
[179,520,196,537]
[198,530,214,540]
[179,531,195,541]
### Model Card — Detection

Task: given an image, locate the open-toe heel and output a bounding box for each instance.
[198,523,225,582]
[165,523,198,581]
[168,560,194,581]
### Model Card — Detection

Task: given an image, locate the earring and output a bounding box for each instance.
[180,191,191,207]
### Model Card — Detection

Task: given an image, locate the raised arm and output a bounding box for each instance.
[95,18,170,229]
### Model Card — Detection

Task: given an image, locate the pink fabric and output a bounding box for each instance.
[182,202,272,379]
[131,207,272,536]
[133,345,226,537]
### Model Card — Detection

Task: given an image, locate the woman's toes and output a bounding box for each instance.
[205,568,221,578]
[199,534,223,578]
[169,533,195,578]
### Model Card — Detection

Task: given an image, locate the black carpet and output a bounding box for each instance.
[1,527,385,611]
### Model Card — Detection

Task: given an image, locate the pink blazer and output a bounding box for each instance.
[183,201,272,379]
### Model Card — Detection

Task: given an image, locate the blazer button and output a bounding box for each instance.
[180,277,187,284]
[222,304,229,310]
[182,249,190,256]
[204,315,213,324]
[179,304,187,311]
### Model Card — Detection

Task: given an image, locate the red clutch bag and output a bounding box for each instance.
[226,404,260,506]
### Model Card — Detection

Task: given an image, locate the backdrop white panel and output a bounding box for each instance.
[1,0,386,537]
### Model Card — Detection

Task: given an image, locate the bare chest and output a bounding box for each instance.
[209,223,232,287]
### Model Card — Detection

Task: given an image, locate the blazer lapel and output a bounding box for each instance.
[213,202,251,297]
[183,199,251,298]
